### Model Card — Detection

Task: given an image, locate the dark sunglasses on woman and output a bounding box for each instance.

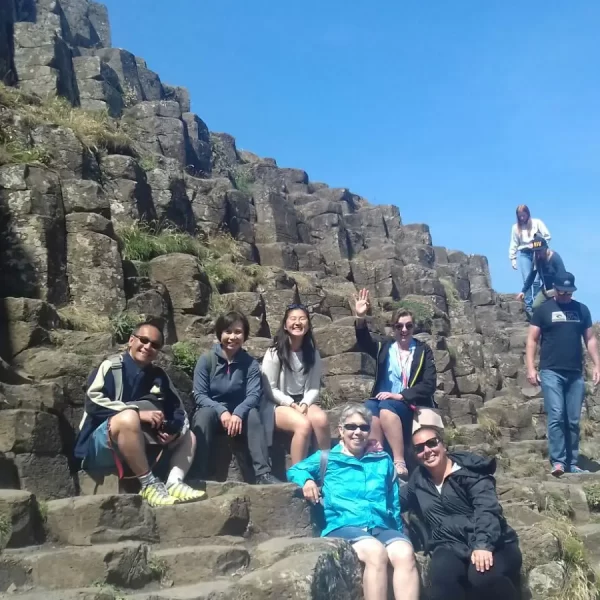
[343,423,371,433]
[393,322,414,331]
[413,436,441,454]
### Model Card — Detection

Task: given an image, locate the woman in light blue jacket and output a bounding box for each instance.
[287,404,418,600]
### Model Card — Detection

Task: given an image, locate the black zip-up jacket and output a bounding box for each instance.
[355,321,437,407]
[400,451,518,558]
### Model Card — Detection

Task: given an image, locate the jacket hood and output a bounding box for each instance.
[449,451,496,476]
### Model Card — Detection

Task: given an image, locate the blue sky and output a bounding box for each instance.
[103,1,600,316]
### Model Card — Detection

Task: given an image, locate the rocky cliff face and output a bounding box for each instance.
[2,1,600,598]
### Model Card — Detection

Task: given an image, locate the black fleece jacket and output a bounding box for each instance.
[400,451,518,558]
[355,321,437,407]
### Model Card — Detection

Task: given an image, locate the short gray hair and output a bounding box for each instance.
[338,404,372,427]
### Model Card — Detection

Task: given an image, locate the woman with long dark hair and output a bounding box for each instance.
[508,204,551,318]
[262,303,330,464]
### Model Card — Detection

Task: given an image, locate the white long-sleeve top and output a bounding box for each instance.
[261,347,322,407]
[508,218,551,260]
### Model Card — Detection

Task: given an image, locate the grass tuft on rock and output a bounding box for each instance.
[58,305,144,341]
[440,277,460,308]
[0,83,134,155]
[539,517,598,599]
[118,221,265,293]
[0,514,11,550]
[478,416,502,441]
[390,297,435,330]
[172,340,203,377]
[0,139,52,167]
[583,483,600,511]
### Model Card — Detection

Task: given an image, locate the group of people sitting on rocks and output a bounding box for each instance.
[510,204,600,476]
[73,275,599,599]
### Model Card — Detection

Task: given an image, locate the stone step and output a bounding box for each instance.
[576,523,600,567]
[501,440,548,459]
[152,545,250,585]
[127,580,232,599]
[0,541,155,592]
[44,492,250,546]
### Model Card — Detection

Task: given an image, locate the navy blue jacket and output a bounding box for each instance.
[355,322,437,407]
[74,352,187,459]
[192,343,262,419]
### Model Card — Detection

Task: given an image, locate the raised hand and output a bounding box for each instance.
[353,288,370,318]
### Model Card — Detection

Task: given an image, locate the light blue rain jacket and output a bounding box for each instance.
[287,443,402,537]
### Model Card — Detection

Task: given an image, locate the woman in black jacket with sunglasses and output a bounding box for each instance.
[402,426,521,600]
[354,288,437,478]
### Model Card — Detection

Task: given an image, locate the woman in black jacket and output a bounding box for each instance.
[354,288,437,478]
[402,426,521,600]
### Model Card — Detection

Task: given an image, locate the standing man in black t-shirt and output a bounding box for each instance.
[526,272,600,476]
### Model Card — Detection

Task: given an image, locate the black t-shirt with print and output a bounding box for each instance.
[531,299,592,373]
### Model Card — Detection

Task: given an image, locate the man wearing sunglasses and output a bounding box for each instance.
[353,288,437,478]
[526,272,600,476]
[74,320,206,507]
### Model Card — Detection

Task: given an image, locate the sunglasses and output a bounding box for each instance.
[287,303,308,311]
[132,334,162,350]
[393,322,414,331]
[556,290,572,296]
[343,423,371,433]
[413,436,441,454]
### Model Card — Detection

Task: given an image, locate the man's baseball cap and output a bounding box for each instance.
[530,234,548,250]
[554,272,577,293]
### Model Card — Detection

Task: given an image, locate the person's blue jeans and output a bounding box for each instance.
[540,369,585,470]
[518,250,540,313]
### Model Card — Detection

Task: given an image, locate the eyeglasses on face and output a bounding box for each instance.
[413,436,441,454]
[393,322,414,331]
[132,334,162,350]
[343,423,370,433]
[556,291,572,296]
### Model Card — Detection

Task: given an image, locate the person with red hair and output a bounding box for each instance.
[508,205,550,319]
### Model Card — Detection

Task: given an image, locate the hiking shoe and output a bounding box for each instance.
[551,463,565,477]
[570,466,590,475]
[140,481,177,507]
[256,473,283,485]
[167,481,207,503]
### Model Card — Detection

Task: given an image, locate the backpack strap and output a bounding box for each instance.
[107,354,124,403]
[319,449,330,485]
[208,351,218,380]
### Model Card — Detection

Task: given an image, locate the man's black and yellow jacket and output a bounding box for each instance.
[355,320,437,407]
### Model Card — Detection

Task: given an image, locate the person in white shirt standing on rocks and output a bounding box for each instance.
[508,204,551,320]
[262,303,330,465]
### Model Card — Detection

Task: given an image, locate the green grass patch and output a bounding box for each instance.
[583,483,600,511]
[320,388,336,410]
[0,513,11,550]
[440,277,460,309]
[139,154,158,171]
[0,83,134,156]
[390,297,435,330]
[443,426,466,446]
[57,305,144,342]
[231,167,253,194]
[172,341,202,377]
[110,312,145,344]
[0,139,52,167]
[478,416,502,441]
[539,519,598,600]
[118,221,266,293]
